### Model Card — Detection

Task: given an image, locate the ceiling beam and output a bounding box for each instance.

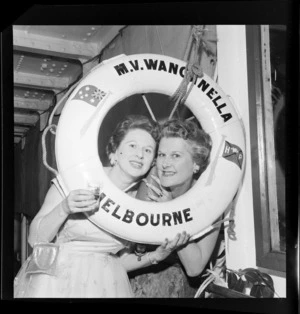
[93,25,126,55]
[14,112,40,125]
[14,97,54,111]
[14,132,25,137]
[13,28,99,60]
[14,137,22,144]
[14,72,70,90]
[14,126,30,133]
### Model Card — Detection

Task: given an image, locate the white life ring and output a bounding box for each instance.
[55,53,246,244]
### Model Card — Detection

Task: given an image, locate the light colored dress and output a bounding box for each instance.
[14,180,133,298]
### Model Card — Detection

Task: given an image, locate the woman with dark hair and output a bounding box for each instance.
[130,118,221,298]
[14,115,190,298]
[105,115,160,194]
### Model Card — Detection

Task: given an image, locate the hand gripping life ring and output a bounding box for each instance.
[55,53,246,244]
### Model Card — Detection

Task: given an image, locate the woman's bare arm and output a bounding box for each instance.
[177,225,220,277]
[28,184,98,247]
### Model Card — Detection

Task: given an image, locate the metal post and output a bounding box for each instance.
[21,213,28,264]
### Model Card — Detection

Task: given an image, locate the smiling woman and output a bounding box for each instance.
[104,116,159,193]
[130,118,218,298]
[155,119,212,199]
[157,137,196,191]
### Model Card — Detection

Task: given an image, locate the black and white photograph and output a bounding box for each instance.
[1,2,298,313]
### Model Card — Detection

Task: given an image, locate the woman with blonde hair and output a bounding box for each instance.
[130,118,220,298]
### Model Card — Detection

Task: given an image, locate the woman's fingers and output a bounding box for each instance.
[145,182,162,196]
[153,232,191,263]
[148,178,173,201]
[69,201,99,213]
[67,189,100,213]
[143,179,172,202]
[69,190,97,201]
[176,231,190,246]
[71,199,99,208]
[72,189,96,195]
[150,175,163,188]
[167,233,181,249]
[147,192,159,202]
[159,238,169,250]
[166,232,190,250]
[160,189,172,201]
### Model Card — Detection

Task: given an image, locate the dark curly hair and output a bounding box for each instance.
[106,115,161,161]
[160,119,212,178]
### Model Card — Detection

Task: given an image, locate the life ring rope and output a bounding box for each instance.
[141,94,157,121]
[42,124,58,176]
[47,83,78,135]
[169,25,207,119]
[191,216,233,241]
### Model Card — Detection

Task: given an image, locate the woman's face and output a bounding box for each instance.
[156,137,196,189]
[114,129,156,180]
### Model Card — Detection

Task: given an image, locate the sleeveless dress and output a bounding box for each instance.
[14,180,133,298]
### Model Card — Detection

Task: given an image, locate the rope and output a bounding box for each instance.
[213,217,233,229]
[156,26,164,56]
[48,83,78,134]
[183,26,194,62]
[142,94,157,121]
[191,216,233,241]
[169,25,206,120]
[227,208,237,240]
[42,124,58,176]
[227,194,238,240]
[185,115,195,121]
[145,25,149,53]
[194,272,216,298]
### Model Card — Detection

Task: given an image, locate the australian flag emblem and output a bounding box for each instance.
[72,85,107,107]
[222,141,243,169]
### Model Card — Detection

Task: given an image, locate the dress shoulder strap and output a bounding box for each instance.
[51,176,67,198]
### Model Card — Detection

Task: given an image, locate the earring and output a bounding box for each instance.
[112,159,118,166]
[110,156,117,167]
[193,165,200,173]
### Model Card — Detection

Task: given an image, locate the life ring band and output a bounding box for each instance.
[55,53,246,244]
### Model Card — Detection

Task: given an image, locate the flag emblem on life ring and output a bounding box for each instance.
[222,141,243,169]
[72,85,107,107]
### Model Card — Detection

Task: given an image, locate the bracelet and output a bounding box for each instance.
[134,244,147,261]
[147,252,158,265]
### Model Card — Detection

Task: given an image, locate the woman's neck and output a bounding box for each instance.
[170,177,195,199]
[105,166,139,192]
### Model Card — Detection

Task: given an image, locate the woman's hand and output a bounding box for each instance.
[61,189,100,215]
[145,175,172,202]
[151,231,190,263]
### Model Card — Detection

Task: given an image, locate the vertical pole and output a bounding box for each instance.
[21,213,27,264]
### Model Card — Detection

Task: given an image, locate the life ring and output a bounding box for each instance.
[55,53,246,244]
